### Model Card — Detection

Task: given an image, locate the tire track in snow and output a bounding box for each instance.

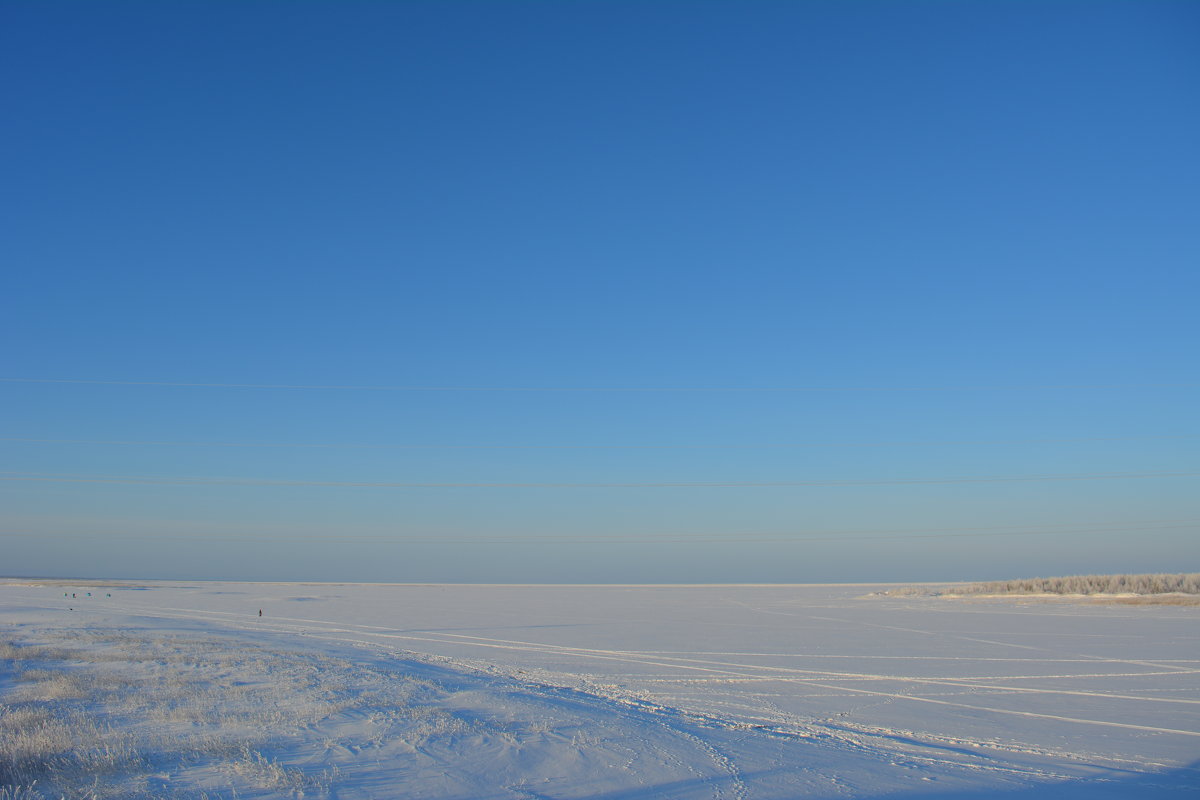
[299,623,1200,708]
[668,724,747,800]
[637,651,1200,663]
[734,598,1196,672]
[36,599,755,797]
[124,602,1200,711]
[803,612,1197,673]
[78,600,1200,739]
[46,598,755,797]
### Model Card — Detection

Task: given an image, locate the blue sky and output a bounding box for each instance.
[3,1,1198,582]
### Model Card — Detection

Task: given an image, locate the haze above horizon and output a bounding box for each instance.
[4,1,1197,583]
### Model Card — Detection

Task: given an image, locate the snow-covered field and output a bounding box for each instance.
[2,580,1196,799]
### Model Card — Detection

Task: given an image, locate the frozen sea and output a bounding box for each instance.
[1,580,1196,798]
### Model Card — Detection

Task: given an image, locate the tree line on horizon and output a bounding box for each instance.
[951,573,1200,596]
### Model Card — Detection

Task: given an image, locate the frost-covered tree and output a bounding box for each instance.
[948,573,1200,596]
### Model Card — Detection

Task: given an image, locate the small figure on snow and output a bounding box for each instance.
[258,609,263,617]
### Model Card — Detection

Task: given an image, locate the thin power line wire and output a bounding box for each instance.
[0,522,1193,546]
[2,469,1198,489]
[2,434,1196,450]
[3,377,1198,392]
[409,517,1200,540]
[5,515,1195,540]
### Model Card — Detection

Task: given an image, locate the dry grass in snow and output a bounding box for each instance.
[0,629,487,799]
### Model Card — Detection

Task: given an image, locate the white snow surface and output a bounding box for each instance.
[2,580,1197,799]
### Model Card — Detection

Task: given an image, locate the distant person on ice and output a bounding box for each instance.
[258,609,262,617]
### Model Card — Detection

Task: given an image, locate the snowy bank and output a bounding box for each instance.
[2,581,1197,798]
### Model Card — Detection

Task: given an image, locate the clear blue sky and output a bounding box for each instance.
[3,1,1197,582]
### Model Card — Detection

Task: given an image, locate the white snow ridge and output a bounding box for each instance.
[2,581,1196,798]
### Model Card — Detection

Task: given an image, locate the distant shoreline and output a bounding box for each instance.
[939,593,1200,606]
[0,577,938,588]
